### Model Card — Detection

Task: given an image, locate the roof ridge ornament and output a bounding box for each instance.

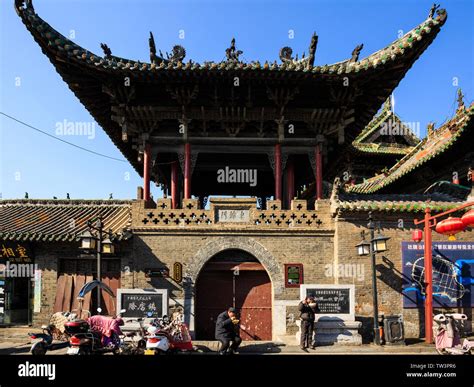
[457,88,465,112]
[148,32,185,65]
[307,32,318,68]
[167,45,186,64]
[279,47,293,63]
[428,3,441,19]
[14,0,33,15]
[100,43,112,59]
[279,32,318,68]
[427,122,436,139]
[149,31,157,64]
[225,38,243,63]
[350,43,364,63]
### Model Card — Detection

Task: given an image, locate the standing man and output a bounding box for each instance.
[215,307,242,354]
[299,296,317,350]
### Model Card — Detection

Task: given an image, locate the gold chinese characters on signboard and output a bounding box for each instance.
[0,243,32,263]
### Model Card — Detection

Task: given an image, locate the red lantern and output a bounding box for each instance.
[435,217,465,240]
[461,209,474,228]
[412,229,423,243]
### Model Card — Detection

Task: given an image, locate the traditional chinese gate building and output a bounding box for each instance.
[1,1,472,342]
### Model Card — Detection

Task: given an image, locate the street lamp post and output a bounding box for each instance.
[368,213,381,345]
[356,211,390,345]
[78,217,115,314]
[95,219,103,311]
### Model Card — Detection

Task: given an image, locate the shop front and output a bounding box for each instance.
[0,242,35,326]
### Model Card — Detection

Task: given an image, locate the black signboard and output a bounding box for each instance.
[306,288,350,314]
[120,293,163,318]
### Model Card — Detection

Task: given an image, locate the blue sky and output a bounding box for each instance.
[1,0,473,200]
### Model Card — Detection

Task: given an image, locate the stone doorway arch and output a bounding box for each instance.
[183,237,284,339]
[186,237,284,295]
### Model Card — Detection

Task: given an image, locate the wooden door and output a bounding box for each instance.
[195,262,272,340]
[235,271,272,340]
[54,259,120,316]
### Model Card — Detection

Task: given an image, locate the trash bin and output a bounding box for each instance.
[383,315,405,345]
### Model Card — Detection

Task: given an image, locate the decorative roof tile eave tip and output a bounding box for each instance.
[0,230,132,242]
[15,0,448,76]
[351,144,413,155]
[336,201,465,213]
[0,199,134,206]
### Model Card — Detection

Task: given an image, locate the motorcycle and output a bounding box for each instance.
[144,315,171,355]
[66,311,125,355]
[28,324,69,355]
[433,313,474,355]
[144,313,194,355]
[65,280,124,355]
[28,312,72,355]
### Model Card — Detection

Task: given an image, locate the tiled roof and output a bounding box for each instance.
[15,1,449,180]
[15,1,447,76]
[334,193,466,214]
[0,200,132,242]
[347,103,474,194]
[352,97,419,155]
[352,142,415,155]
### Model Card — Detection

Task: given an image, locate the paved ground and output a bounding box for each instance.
[0,341,440,355]
[0,328,439,355]
[2,326,469,355]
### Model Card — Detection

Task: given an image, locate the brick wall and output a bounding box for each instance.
[29,201,473,342]
[336,211,474,341]
[31,241,133,326]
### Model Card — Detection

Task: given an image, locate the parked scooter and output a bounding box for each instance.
[28,324,69,355]
[433,313,474,355]
[145,315,171,355]
[66,310,125,355]
[143,312,194,354]
[28,311,73,355]
[65,280,125,355]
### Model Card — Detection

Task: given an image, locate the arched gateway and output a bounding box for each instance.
[189,237,284,341]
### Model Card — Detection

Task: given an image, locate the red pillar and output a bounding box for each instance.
[315,143,323,200]
[274,144,282,200]
[184,143,191,199]
[424,207,433,343]
[171,161,178,209]
[143,143,151,202]
[286,158,295,209]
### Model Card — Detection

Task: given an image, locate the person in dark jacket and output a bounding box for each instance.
[299,296,317,350]
[215,307,241,354]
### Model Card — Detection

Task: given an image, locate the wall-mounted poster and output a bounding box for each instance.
[285,264,303,287]
[402,241,474,308]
